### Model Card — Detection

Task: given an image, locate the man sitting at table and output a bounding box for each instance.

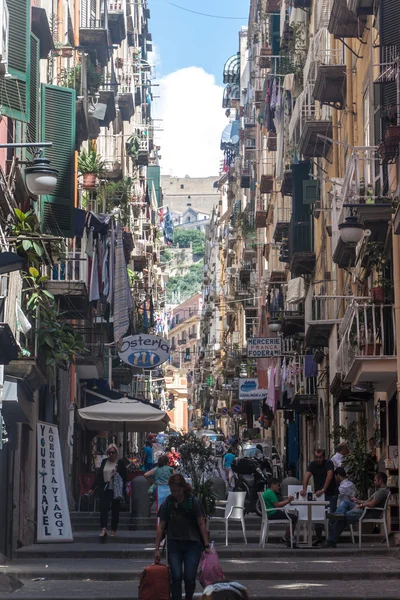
[263,478,298,547]
[335,467,357,506]
[323,472,389,548]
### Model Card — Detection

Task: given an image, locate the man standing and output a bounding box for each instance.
[331,443,350,469]
[301,449,338,545]
[324,472,389,547]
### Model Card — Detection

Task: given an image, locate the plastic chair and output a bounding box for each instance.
[209,491,247,546]
[349,492,391,548]
[257,491,293,549]
[78,473,96,511]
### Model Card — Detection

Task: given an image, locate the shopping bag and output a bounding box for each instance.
[198,546,225,588]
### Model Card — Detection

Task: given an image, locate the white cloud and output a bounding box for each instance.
[153,67,227,177]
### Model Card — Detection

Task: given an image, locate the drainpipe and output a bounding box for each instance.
[393,226,400,461]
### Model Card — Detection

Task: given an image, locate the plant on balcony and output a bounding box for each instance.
[102,177,132,224]
[23,267,89,371]
[115,57,124,69]
[365,241,386,302]
[330,418,375,500]
[126,135,141,160]
[78,143,105,189]
[59,60,103,95]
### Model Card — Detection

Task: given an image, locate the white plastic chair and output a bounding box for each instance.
[257,491,293,549]
[210,491,247,546]
[349,492,391,548]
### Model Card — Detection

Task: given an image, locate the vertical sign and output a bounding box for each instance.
[37,422,73,542]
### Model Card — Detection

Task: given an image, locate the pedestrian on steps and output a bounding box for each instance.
[144,454,174,500]
[200,582,249,599]
[88,443,127,539]
[155,473,211,600]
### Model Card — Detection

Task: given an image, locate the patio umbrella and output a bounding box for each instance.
[78,391,170,433]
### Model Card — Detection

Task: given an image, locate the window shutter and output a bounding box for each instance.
[26,34,40,157]
[40,84,76,238]
[0,0,30,122]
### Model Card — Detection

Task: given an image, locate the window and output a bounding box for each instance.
[171,336,175,347]
[186,217,191,223]
[180,184,184,189]
[204,216,207,220]
[197,226,200,230]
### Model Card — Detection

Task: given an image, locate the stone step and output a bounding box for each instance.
[15,542,392,560]
[3,556,400,582]
[0,578,399,599]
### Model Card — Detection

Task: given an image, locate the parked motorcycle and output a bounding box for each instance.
[231,456,273,516]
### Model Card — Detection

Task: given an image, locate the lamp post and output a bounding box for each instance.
[0,142,58,195]
[338,215,365,245]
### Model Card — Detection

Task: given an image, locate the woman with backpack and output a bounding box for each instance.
[88,443,127,539]
[155,473,212,600]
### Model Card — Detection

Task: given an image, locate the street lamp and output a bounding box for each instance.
[338,215,365,245]
[0,142,58,195]
[269,318,282,333]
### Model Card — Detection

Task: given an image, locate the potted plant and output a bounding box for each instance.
[115,57,124,69]
[365,241,386,303]
[78,143,105,189]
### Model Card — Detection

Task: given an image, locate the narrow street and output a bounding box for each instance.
[1,512,400,599]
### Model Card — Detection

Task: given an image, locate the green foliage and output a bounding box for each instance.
[102,178,132,225]
[160,248,173,263]
[173,229,205,256]
[78,142,105,176]
[9,209,66,267]
[126,135,140,159]
[23,267,89,371]
[166,263,203,303]
[330,418,375,499]
[59,60,103,94]
[167,433,217,516]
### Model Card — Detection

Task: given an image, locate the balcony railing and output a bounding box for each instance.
[289,84,332,156]
[290,355,317,397]
[337,302,396,377]
[81,0,108,30]
[73,327,104,357]
[48,240,88,284]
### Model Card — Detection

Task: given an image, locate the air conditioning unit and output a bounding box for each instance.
[0,0,9,76]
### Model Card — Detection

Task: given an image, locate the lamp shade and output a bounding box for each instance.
[338,216,365,244]
[25,157,59,195]
[0,252,24,275]
[269,320,282,332]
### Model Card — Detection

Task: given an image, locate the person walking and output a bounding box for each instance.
[155,473,211,600]
[144,454,174,500]
[301,448,338,545]
[88,443,127,539]
[143,439,153,472]
[222,447,236,485]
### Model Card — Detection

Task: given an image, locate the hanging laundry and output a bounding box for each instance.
[304,354,318,378]
[113,222,131,343]
[89,240,100,302]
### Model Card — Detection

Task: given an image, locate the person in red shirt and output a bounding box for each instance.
[168,447,180,468]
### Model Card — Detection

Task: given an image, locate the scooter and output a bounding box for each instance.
[231,456,272,516]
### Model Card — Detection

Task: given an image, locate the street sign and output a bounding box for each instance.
[221,407,229,415]
[247,337,282,357]
[232,404,242,414]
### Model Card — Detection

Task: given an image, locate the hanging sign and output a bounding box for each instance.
[37,422,73,543]
[247,337,282,358]
[239,378,268,400]
[119,334,170,368]
[221,407,229,415]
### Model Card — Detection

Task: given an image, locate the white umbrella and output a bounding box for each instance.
[78,393,170,433]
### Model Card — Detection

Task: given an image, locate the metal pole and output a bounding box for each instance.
[0,142,53,149]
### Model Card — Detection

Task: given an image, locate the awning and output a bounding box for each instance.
[1,379,30,425]
[220,120,240,150]
[223,53,240,84]
[78,390,170,432]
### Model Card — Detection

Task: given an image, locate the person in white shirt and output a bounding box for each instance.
[331,443,350,469]
[335,467,357,505]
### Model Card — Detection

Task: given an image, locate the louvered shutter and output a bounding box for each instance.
[40,85,76,238]
[0,0,30,122]
[26,34,40,159]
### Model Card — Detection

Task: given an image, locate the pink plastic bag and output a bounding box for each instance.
[198,547,225,588]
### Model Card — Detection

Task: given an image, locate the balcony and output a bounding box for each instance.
[108,0,126,45]
[289,85,332,158]
[43,241,89,319]
[97,60,118,127]
[117,61,135,121]
[80,0,110,66]
[267,244,287,283]
[306,28,346,109]
[273,205,291,242]
[288,216,315,277]
[290,355,318,413]
[189,332,197,340]
[332,150,392,267]
[74,327,104,380]
[305,294,341,347]
[337,302,397,392]
[328,0,367,38]
[281,169,292,196]
[178,338,187,345]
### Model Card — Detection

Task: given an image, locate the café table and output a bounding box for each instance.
[289,499,330,548]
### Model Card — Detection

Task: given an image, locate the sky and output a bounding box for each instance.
[149,0,248,178]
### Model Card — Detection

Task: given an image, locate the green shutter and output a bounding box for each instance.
[303,180,320,205]
[0,0,30,122]
[26,34,40,158]
[40,84,76,238]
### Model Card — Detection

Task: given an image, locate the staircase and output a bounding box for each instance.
[0,511,399,598]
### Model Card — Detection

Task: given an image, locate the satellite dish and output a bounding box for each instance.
[231,134,240,145]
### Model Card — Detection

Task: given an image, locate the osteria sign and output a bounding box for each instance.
[119,334,170,368]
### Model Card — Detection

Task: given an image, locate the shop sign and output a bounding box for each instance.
[239,378,268,400]
[119,334,170,368]
[37,422,73,542]
[247,337,282,358]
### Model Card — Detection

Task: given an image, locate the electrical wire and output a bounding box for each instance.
[164,1,246,20]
